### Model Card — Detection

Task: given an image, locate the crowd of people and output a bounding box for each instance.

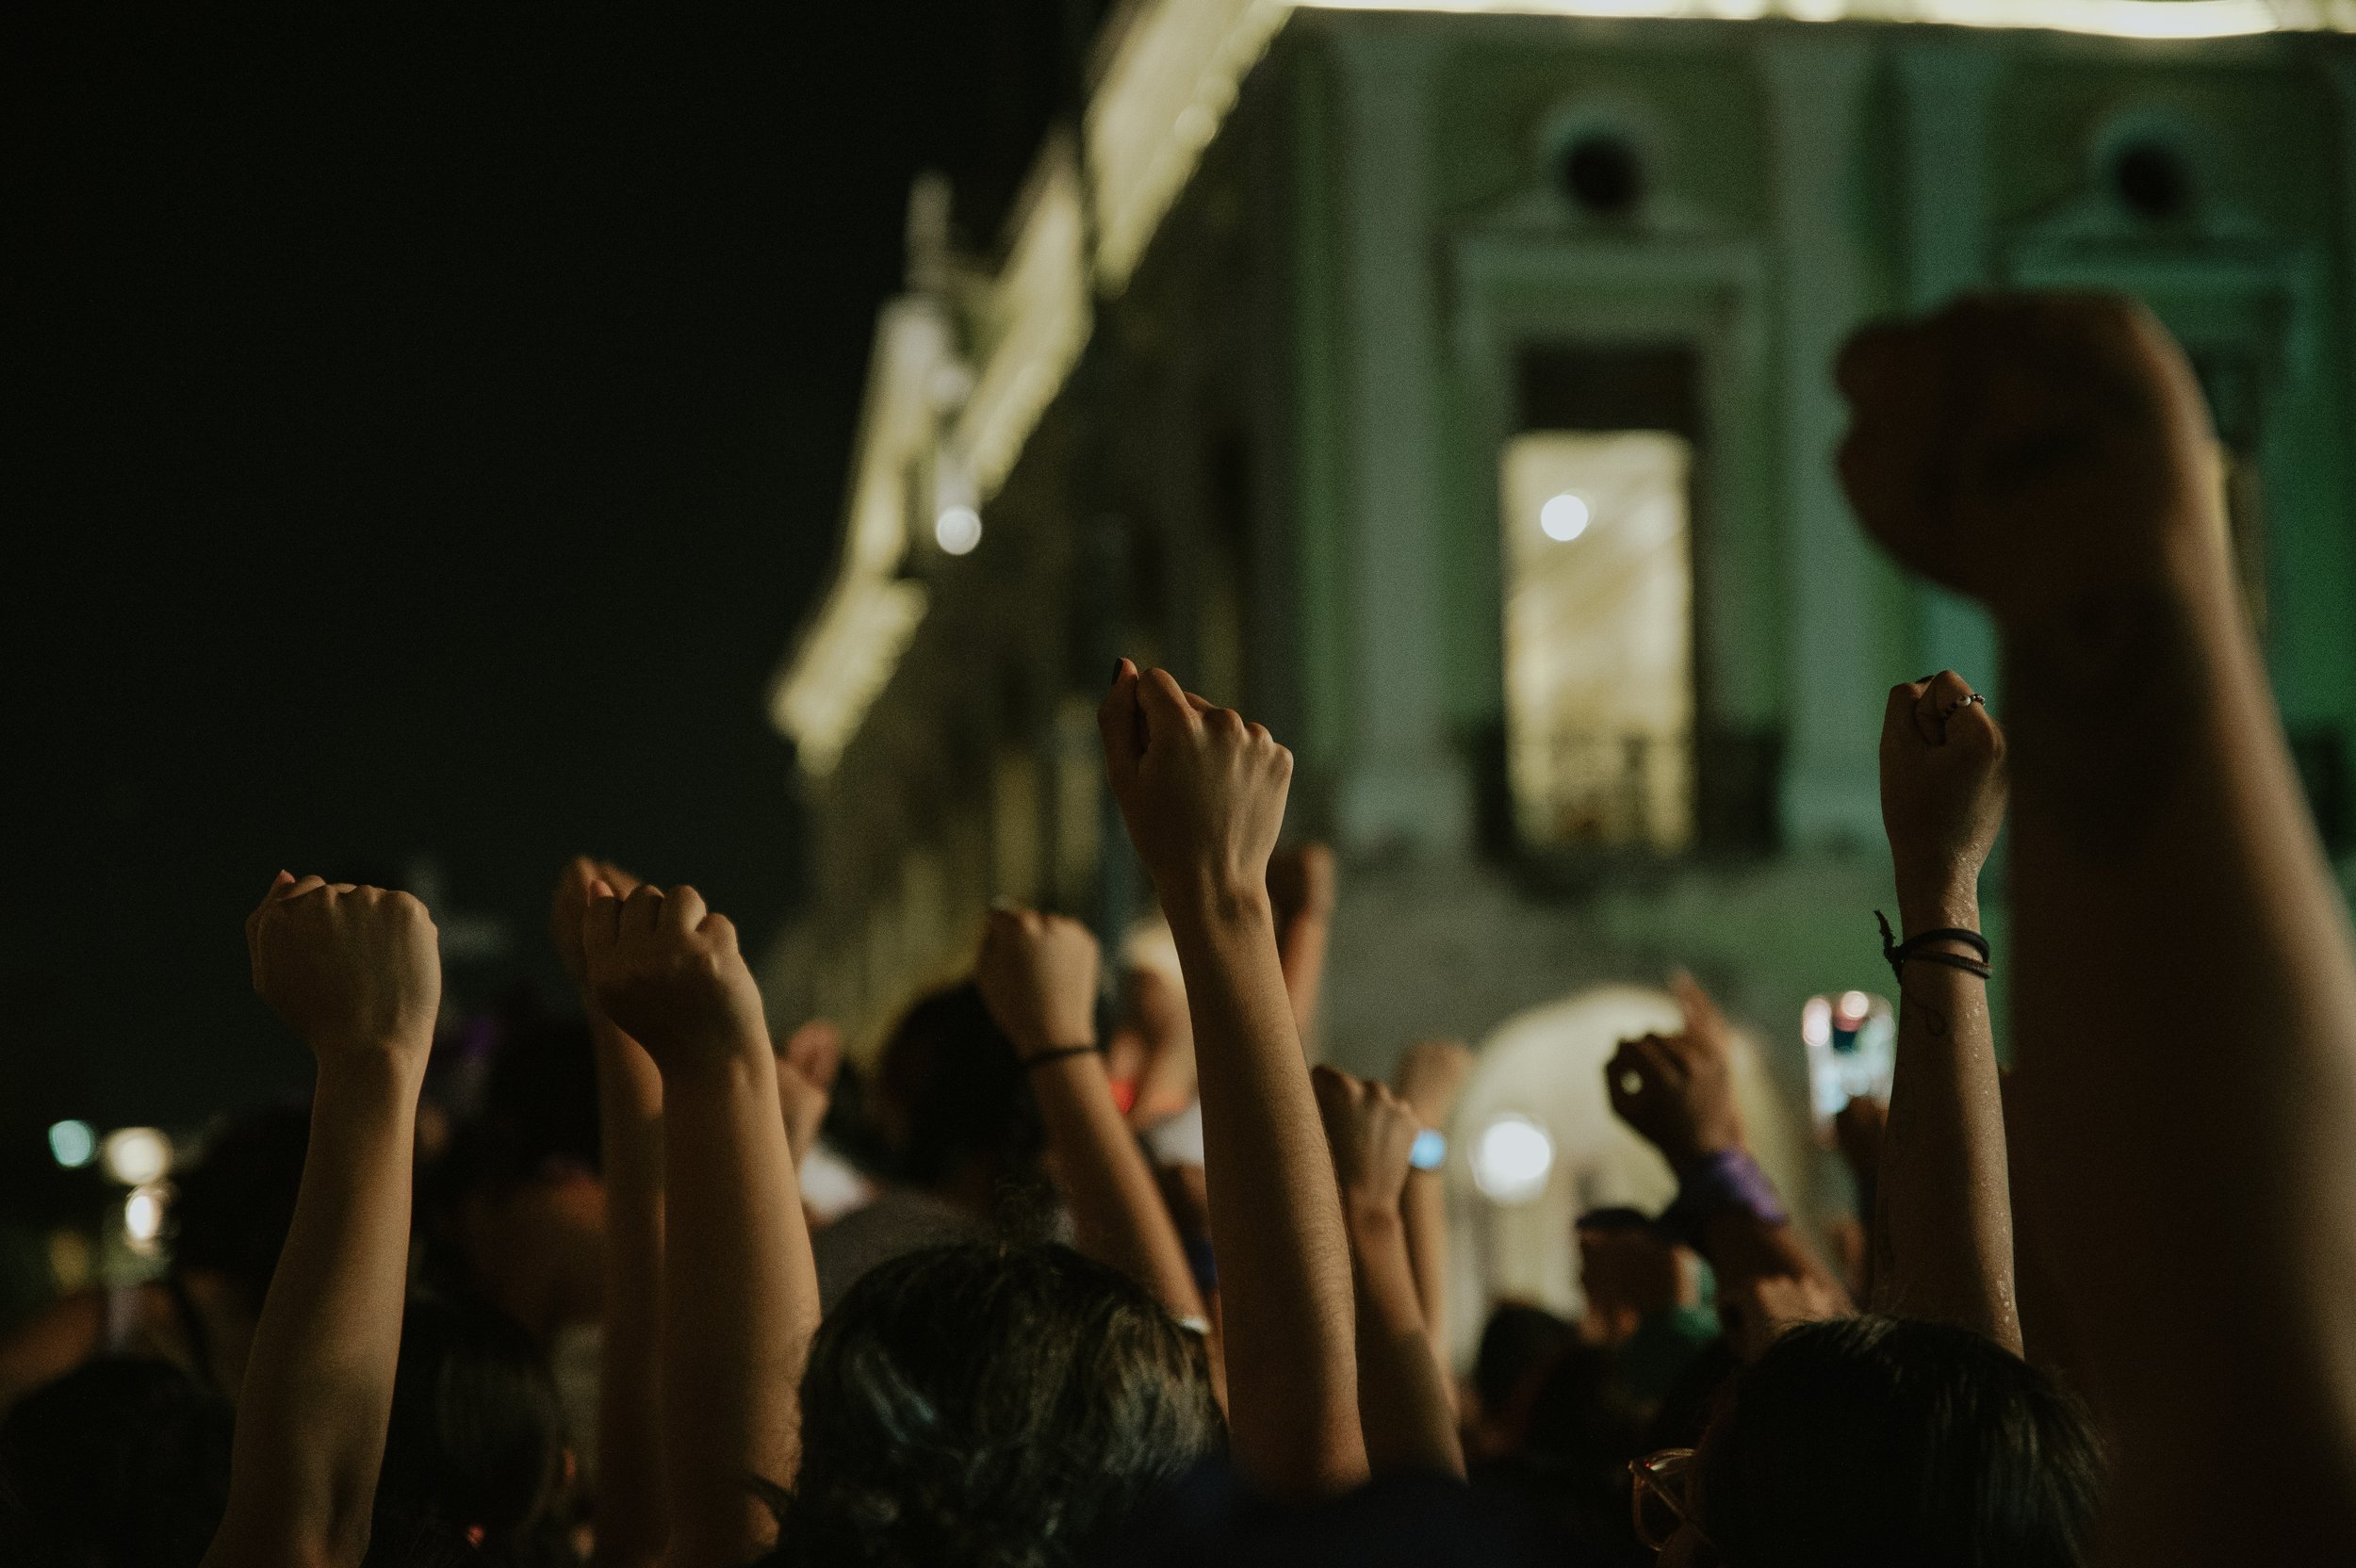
[5,291,2351,1566]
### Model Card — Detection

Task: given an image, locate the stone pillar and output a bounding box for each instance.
[1764,36,1887,845]
[1330,28,1471,854]
[1898,40,2002,691]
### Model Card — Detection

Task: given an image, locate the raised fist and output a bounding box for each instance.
[1393,1038,1474,1130]
[1837,292,2224,625]
[581,882,769,1078]
[1268,842,1337,928]
[1311,1064,1424,1215]
[1879,673,2006,920]
[550,855,644,990]
[974,906,1102,1059]
[1098,661,1293,910]
[246,873,440,1064]
[1606,973,1746,1170]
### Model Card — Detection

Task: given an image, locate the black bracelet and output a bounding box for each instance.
[1023,1044,1102,1070]
[1876,909,1992,982]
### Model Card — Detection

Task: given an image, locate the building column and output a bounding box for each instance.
[1330,28,1471,854]
[1898,40,2002,692]
[1765,36,1887,846]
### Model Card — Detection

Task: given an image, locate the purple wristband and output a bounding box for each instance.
[1655,1148,1788,1249]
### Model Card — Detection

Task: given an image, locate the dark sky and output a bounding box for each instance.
[4,8,1070,1137]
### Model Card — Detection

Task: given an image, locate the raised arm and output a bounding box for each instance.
[974,906,1206,1326]
[1268,843,1337,1049]
[205,874,438,1568]
[552,857,668,1568]
[581,881,816,1568]
[1392,1039,1472,1381]
[1869,673,2020,1351]
[1838,292,2356,1561]
[1606,977,1851,1346]
[1312,1066,1464,1479]
[1099,661,1366,1495]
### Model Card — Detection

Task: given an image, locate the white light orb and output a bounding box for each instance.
[1471,1112,1556,1204]
[935,505,982,556]
[48,1119,97,1169]
[1539,492,1592,542]
[124,1184,167,1251]
[100,1127,172,1186]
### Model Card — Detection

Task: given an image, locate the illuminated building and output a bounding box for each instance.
[766,0,2356,1108]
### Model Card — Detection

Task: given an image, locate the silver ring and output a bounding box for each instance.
[1957,694,1987,707]
[1618,1071,1645,1097]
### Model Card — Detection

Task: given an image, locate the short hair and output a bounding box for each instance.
[1696,1315,2103,1568]
[873,983,1044,1191]
[768,1243,1223,1568]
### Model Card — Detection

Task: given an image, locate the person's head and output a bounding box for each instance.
[0,1356,234,1567]
[1467,1300,1574,1457]
[770,1242,1222,1568]
[1656,1315,2102,1568]
[166,1100,312,1315]
[873,982,1047,1208]
[372,1296,571,1568]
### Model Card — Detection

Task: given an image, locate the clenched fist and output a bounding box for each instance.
[551,854,644,991]
[1837,292,2225,627]
[1606,973,1746,1170]
[1312,1065,1425,1216]
[246,873,440,1065]
[581,881,769,1079]
[1880,672,2006,925]
[1098,660,1293,911]
[974,906,1102,1059]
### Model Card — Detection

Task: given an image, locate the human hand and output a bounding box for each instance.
[1879,673,2005,927]
[777,1019,841,1164]
[1606,974,1745,1169]
[581,882,769,1081]
[1837,292,2224,628]
[247,873,440,1068]
[1576,1221,1700,1346]
[1311,1065,1423,1217]
[1832,1094,1888,1187]
[551,855,645,992]
[1720,1270,1850,1363]
[1098,660,1293,916]
[1268,842,1337,928]
[975,906,1102,1059]
[1393,1039,1473,1130]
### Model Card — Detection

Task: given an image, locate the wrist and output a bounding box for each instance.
[650,1028,776,1093]
[1343,1192,1407,1237]
[1156,874,1275,936]
[1894,876,1980,938]
[310,1039,431,1101]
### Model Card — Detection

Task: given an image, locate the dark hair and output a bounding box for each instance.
[1472,1300,1574,1422]
[370,1296,572,1568]
[166,1101,311,1311]
[1694,1315,2102,1568]
[874,983,1045,1197]
[764,1242,1223,1568]
[0,1356,234,1567]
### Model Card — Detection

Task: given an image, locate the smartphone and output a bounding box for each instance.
[1803,990,1896,1131]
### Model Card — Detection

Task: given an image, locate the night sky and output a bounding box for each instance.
[5,8,1070,1138]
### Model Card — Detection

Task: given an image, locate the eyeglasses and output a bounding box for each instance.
[1628,1446,1706,1552]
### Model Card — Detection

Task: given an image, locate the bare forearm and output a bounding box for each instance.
[1346,1205,1464,1478]
[1033,1055,1206,1324]
[2006,568,2356,1546]
[1400,1171,1450,1384]
[660,1048,819,1568]
[1165,890,1366,1494]
[1278,911,1333,1050]
[1873,886,2020,1351]
[592,1018,668,1568]
[208,1054,422,1568]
